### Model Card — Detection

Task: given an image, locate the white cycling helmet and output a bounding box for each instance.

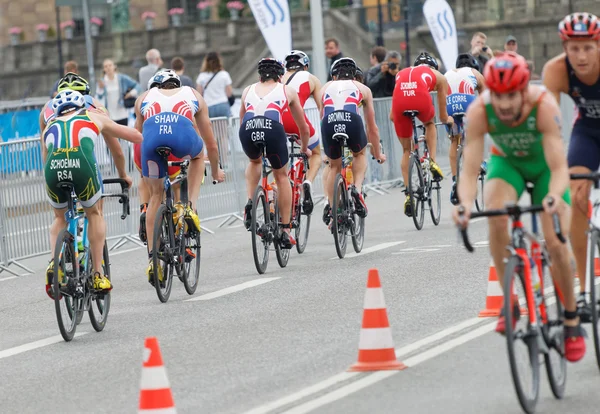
[52,89,86,116]
[148,69,181,90]
[285,50,310,70]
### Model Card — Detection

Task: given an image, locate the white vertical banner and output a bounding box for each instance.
[422,0,458,71]
[248,0,292,63]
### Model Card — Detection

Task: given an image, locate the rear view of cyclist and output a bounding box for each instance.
[444,53,486,205]
[42,90,142,297]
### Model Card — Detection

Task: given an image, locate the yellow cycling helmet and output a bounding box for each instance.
[57,72,91,95]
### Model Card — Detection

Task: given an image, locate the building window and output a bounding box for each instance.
[167,0,200,24]
[70,4,111,36]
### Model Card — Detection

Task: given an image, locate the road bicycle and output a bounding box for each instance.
[52,178,130,342]
[459,187,566,414]
[403,110,442,230]
[451,112,485,211]
[150,146,204,303]
[571,172,600,371]
[286,134,311,254]
[249,136,307,274]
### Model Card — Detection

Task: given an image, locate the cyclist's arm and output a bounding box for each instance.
[90,97,109,115]
[192,90,220,174]
[310,74,323,112]
[39,109,48,162]
[239,86,250,120]
[88,111,142,143]
[285,86,310,151]
[542,55,568,105]
[359,85,383,157]
[317,82,330,119]
[433,69,450,121]
[458,99,486,209]
[538,94,569,201]
[133,93,147,133]
[473,69,486,93]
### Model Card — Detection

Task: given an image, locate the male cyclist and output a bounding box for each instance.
[42,90,142,296]
[391,52,452,217]
[319,57,386,225]
[445,53,486,205]
[239,58,310,248]
[454,52,586,362]
[281,50,323,215]
[135,69,224,285]
[543,12,600,321]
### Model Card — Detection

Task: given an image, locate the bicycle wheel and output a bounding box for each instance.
[504,256,540,414]
[407,154,425,230]
[251,185,269,274]
[152,204,175,303]
[429,178,441,226]
[89,242,111,332]
[351,189,365,253]
[542,259,566,399]
[332,173,348,259]
[295,184,311,254]
[182,230,201,295]
[475,172,485,212]
[53,229,81,342]
[274,195,291,268]
[589,229,600,371]
[455,145,463,186]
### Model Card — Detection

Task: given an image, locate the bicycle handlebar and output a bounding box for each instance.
[290,152,310,171]
[570,172,600,184]
[102,178,130,220]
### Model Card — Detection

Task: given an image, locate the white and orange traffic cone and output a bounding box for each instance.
[348,268,406,372]
[139,337,177,414]
[479,260,502,317]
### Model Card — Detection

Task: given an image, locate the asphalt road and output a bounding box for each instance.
[1,176,600,414]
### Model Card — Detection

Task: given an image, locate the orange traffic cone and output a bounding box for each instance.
[479,260,502,317]
[348,269,406,372]
[139,337,177,414]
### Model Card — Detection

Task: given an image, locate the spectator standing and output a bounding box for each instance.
[365,46,387,84]
[50,61,79,98]
[325,38,344,81]
[469,32,493,72]
[195,51,234,118]
[171,56,195,88]
[504,35,518,53]
[96,59,141,126]
[139,49,163,90]
[366,51,402,98]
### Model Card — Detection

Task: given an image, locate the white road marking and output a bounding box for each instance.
[470,217,486,223]
[111,246,144,256]
[392,245,452,254]
[185,277,281,302]
[0,333,89,360]
[474,241,489,246]
[330,241,406,260]
[0,276,18,282]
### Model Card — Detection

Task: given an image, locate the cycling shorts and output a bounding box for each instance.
[391,92,435,138]
[567,121,600,171]
[239,116,288,169]
[320,110,367,160]
[134,142,180,179]
[487,154,571,205]
[282,110,319,150]
[141,113,204,179]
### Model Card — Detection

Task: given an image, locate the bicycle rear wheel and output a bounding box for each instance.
[475,172,485,212]
[429,178,441,226]
[182,230,201,295]
[152,204,175,303]
[274,195,290,268]
[251,185,269,274]
[542,261,566,399]
[351,189,365,253]
[455,146,463,186]
[407,154,425,230]
[53,229,80,342]
[504,256,540,414]
[89,242,111,332]
[332,173,348,259]
[589,229,600,371]
[295,185,311,254]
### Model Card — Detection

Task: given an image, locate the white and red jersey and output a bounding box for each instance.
[321,80,363,116]
[445,67,477,96]
[285,71,312,107]
[140,86,199,121]
[242,83,288,124]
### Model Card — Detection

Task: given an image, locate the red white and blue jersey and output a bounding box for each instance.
[444,67,477,116]
[242,83,288,124]
[141,86,199,122]
[286,71,312,107]
[321,80,363,117]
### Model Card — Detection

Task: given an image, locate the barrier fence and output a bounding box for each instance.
[0,91,577,276]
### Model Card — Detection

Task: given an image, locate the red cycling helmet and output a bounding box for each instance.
[483,52,530,94]
[558,13,600,41]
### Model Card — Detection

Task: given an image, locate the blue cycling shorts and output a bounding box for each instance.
[567,121,600,171]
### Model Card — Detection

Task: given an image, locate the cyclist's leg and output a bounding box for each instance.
[144,178,165,253]
[265,127,293,244]
[305,123,322,183]
[448,124,461,178]
[186,135,205,210]
[391,113,413,185]
[321,118,343,204]
[348,115,369,193]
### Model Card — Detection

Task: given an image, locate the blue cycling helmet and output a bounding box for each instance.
[52,90,86,116]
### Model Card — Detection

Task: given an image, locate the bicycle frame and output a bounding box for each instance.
[63,201,88,281]
[287,136,309,224]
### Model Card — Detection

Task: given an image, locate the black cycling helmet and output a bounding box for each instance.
[455,53,480,72]
[413,52,439,71]
[354,66,364,82]
[57,72,91,95]
[331,57,358,79]
[258,58,285,81]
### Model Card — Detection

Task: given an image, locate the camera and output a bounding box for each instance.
[388,62,398,70]
[482,46,489,52]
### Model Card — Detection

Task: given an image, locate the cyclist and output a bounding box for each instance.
[319,57,386,225]
[542,12,600,321]
[281,50,323,215]
[42,90,142,296]
[444,53,486,205]
[453,52,586,362]
[390,52,453,217]
[134,69,224,285]
[239,58,310,248]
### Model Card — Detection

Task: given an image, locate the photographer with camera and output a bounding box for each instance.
[469,32,493,73]
[366,50,402,98]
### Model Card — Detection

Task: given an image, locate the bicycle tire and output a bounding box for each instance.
[182,231,201,295]
[350,188,365,253]
[152,204,174,303]
[332,173,348,259]
[295,184,311,254]
[274,195,290,268]
[589,229,600,372]
[542,260,566,400]
[504,256,540,414]
[407,154,424,230]
[475,173,485,212]
[251,185,269,274]
[89,242,111,332]
[455,145,463,186]
[53,228,80,342]
[429,178,441,226]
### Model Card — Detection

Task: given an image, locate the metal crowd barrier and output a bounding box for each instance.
[0,91,577,276]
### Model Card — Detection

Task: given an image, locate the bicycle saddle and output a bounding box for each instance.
[56,181,75,191]
[287,134,300,144]
[403,110,419,118]
[155,146,173,158]
[332,132,349,142]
